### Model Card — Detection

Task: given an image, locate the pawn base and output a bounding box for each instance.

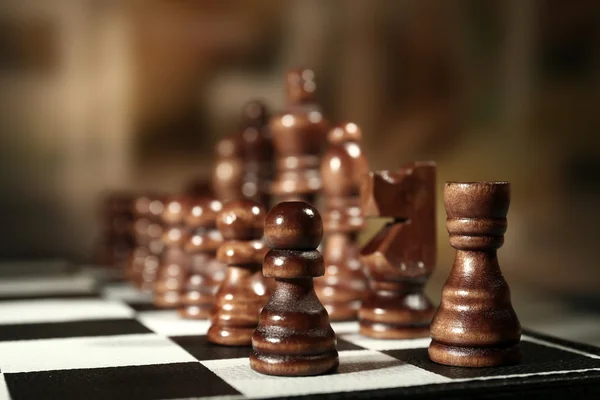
[428,341,522,367]
[250,350,339,376]
[207,325,254,346]
[358,292,435,339]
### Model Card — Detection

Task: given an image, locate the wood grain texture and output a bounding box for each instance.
[359,162,436,339]
[251,201,339,376]
[315,123,369,321]
[429,181,522,367]
[207,200,270,346]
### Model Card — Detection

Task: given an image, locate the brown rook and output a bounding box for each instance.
[179,197,225,319]
[359,162,437,339]
[429,181,521,367]
[315,122,369,321]
[251,201,339,376]
[270,68,328,204]
[207,199,270,346]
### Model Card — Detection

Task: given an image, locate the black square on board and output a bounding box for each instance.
[0,319,152,341]
[0,293,100,302]
[171,335,253,361]
[171,335,366,361]
[383,340,600,379]
[126,302,165,312]
[337,337,367,351]
[4,362,240,400]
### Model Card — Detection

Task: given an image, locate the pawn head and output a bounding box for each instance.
[241,100,269,129]
[264,201,323,250]
[216,199,266,240]
[185,198,223,228]
[161,196,189,225]
[327,122,362,145]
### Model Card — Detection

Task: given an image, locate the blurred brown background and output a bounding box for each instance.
[0,0,599,304]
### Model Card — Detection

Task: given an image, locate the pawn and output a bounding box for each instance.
[429,181,521,367]
[250,202,339,376]
[179,198,225,319]
[97,192,135,273]
[316,122,369,321]
[207,199,270,346]
[129,193,165,291]
[154,196,190,308]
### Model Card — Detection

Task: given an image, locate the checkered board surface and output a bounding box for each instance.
[0,272,599,400]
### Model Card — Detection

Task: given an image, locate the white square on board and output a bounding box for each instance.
[202,350,450,398]
[137,310,211,336]
[0,275,96,297]
[338,333,431,351]
[0,299,134,325]
[0,334,196,373]
[102,283,153,303]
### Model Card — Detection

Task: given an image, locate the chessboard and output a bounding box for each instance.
[0,269,598,400]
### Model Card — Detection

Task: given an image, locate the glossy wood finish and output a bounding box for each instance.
[212,137,245,202]
[429,181,522,367]
[127,193,165,292]
[270,68,328,204]
[153,196,190,308]
[178,198,225,320]
[251,202,339,376]
[237,100,274,207]
[359,162,437,339]
[315,123,369,321]
[207,200,270,346]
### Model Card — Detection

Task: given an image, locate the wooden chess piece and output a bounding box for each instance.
[270,68,328,204]
[251,201,338,376]
[429,181,522,367]
[128,194,165,291]
[212,137,245,203]
[359,162,437,339]
[97,192,135,275]
[154,196,190,308]
[315,122,369,321]
[179,197,225,319]
[207,199,270,346]
[237,100,274,207]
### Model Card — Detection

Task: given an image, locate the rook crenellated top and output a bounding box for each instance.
[444,182,510,251]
